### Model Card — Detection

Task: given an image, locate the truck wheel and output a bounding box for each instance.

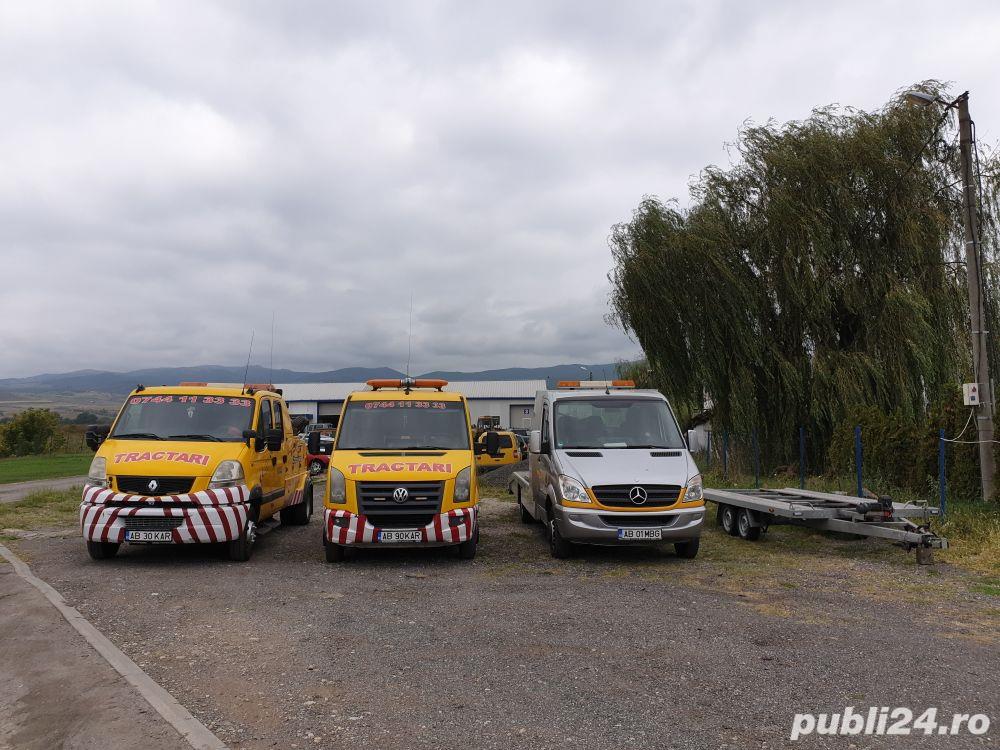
[457,526,479,559]
[548,511,572,559]
[309,460,325,476]
[227,519,257,562]
[720,504,739,536]
[518,493,533,524]
[280,484,313,526]
[737,508,762,541]
[324,537,345,563]
[86,541,120,560]
[674,538,700,559]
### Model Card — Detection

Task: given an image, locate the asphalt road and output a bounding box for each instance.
[0,475,87,504]
[6,497,998,750]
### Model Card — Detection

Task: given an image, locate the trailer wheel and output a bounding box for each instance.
[86,541,120,560]
[720,504,739,536]
[737,508,762,541]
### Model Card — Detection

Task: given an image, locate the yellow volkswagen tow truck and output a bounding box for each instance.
[81,383,311,562]
[310,378,499,562]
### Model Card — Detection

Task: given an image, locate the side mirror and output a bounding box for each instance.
[686,429,697,451]
[485,431,501,456]
[529,430,541,454]
[266,428,283,451]
[307,432,321,454]
[85,424,110,452]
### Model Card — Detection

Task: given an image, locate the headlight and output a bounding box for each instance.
[208,460,245,489]
[454,466,471,503]
[685,474,704,502]
[87,456,108,488]
[559,475,590,504]
[328,466,347,504]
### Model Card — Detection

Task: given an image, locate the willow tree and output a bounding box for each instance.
[608,82,999,468]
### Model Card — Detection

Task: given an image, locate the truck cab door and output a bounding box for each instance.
[253,399,282,516]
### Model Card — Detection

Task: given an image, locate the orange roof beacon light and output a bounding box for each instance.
[556,380,636,390]
[366,378,449,392]
[179,381,208,387]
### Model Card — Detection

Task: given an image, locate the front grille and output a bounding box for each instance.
[122,517,185,532]
[116,476,195,495]
[357,481,443,528]
[600,514,678,527]
[591,484,682,507]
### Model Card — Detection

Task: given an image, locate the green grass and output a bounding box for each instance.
[0,487,82,532]
[0,453,92,484]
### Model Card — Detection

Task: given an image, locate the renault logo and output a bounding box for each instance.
[147,479,159,493]
[629,486,648,505]
[393,487,409,503]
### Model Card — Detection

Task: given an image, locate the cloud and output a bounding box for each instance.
[0,0,997,377]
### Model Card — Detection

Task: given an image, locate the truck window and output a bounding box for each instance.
[337,400,471,450]
[110,395,255,442]
[272,400,285,438]
[553,398,683,450]
[498,434,513,449]
[256,399,274,450]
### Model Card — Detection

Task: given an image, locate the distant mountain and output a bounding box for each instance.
[0,362,625,395]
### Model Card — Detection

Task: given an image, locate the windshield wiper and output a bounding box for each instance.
[403,445,453,450]
[167,433,223,442]
[112,432,163,440]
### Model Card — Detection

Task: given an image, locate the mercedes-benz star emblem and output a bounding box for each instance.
[393,487,409,503]
[148,479,159,493]
[629,486,648,505]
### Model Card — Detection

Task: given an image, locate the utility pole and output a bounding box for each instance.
[957,92,996,501]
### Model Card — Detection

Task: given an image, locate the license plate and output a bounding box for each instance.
[378,529,422,543]
[617,528,662,541]
[125,530,173,542]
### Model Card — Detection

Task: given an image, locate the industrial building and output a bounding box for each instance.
[279,380,545,430]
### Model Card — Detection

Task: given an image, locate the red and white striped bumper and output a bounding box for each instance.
[80,484,250,544]
[323,506,477,546]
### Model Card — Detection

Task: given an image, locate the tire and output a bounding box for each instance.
[737,508,762,541]
[280,483,313,526]
[548,506,572,559]
[309,460,325,476]
[720,504,739,536]
[227,518,257,562]
[324,537,345,563]
[457,526,479,560]
[675,538,700,559]
[518,493,533,524]
[86,541,119,560]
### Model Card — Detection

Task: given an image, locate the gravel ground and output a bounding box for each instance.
[7,491,998,750]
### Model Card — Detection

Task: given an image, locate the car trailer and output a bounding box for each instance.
[704,487,947,564]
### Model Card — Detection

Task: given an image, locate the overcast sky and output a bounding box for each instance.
[1,1,998,378]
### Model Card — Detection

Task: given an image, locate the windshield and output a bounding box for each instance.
[111,394,255,442]
[337,399,470,450]
[553,398,684,449]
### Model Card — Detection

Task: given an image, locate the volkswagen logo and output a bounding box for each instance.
[392,487,409,504]
[147,479,159,493]
[629,486,648,505]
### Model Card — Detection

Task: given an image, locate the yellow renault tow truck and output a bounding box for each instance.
[81,383,311,562]
[310,378,499,562]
